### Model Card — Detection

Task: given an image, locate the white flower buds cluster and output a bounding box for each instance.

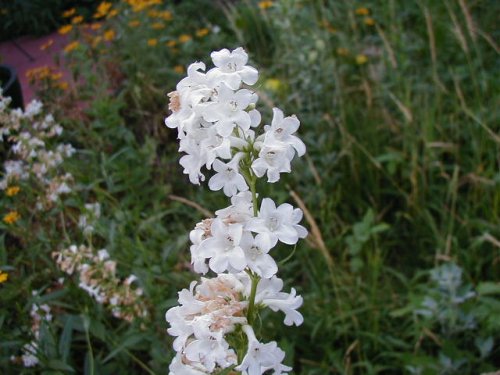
[165,48,307,374]
[0,91,75,209]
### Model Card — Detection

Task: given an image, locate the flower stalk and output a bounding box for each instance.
[164,47,307,374]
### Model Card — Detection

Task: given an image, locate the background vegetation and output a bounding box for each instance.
[1,0,499,374]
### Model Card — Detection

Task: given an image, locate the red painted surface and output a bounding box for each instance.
[0,32,70,103]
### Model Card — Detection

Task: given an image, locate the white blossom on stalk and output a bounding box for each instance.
[236,325,291,375]
[207,47,259,90]
[208,157,248,197]
[247,198,308,248]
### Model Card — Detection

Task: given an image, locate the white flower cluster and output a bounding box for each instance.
[165,48,307,374]
[165,47,305,190]
[0,91,75,209]
[53,244,147,322]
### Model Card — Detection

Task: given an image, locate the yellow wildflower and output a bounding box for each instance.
[62,8,76,18]
[356,54,368,65]
[147,38,158,47]
[51,72,63,80]
[103,29,116,41]
[355,7,370,16]
[258,1,273,9]
[364,17,375,26]
[40,39,54,51]
[93,1,112,18]
[158,10,172,21]
[64,41,80,53]
[128,20,141,27]
[90,23,102,30]
[58,24,73,35]
[107,9,118,18]
[3,211,20,224]
[166,40,177,48]
[178,34,191,43]
[174,65,184,74]
[196,28,210,37]
[6,186,20,197]
[71,15,84,24]
[58,82,69,91]
[26,66,50,80]
[0,271,8,283]
[336,47,349,56]
[151,22,165,30]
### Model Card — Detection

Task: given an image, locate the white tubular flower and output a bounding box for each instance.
[247,198,308,247]
[201,83,255,137]
[198,219,249,273]
[208,47,259,90]
[253,277,304,327]
[251,142,292,183]
[169,352,211,375]
[265,108,306,157]
[215,191,255,224]
[208,156,248,197]
[242,234,278,278]
[236,325,291,375]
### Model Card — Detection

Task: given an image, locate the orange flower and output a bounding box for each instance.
[26,66,50,80]
[151,22,165,30]
[107,9,118,18]
[166,40,177,48]
[64,41,80,53]
[196,28,210,37]
[71,15,84,24]
[3,211,20,224]
[103,29,116,41]
[6,186,20,197]
[178,34,191,43]
[58,24,73,35]
[40,39,54,51]
[174,65,184,74]
[62,8,76,18]
[258,1,273,9]
[355,7,370,16]
[147,38,158,46]
[93,1,112,18]
[58,82,69,91]
[128,20,141,27]
[90,23,102,30]
[364,17,375,26]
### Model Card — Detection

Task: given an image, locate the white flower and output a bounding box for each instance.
[198,219,249,273]
[236,325,291,375]
[201,83,255,137]
[251,142,292,183]
[242,234,278,278]
[247,198,307,247]
[208,157,248,197]
[264,108,306,157]
[208,47,258,90]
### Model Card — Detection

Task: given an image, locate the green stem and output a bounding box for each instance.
[246,271,260,325]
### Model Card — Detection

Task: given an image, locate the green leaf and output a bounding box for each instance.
[59,316,75,362]
[102,334,146,363]
[477,282,500,296]
[47,359,75,372]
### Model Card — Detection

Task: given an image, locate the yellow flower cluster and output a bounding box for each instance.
[25,66,68,90]
[3,211,20,224]
[62,8,76,18]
